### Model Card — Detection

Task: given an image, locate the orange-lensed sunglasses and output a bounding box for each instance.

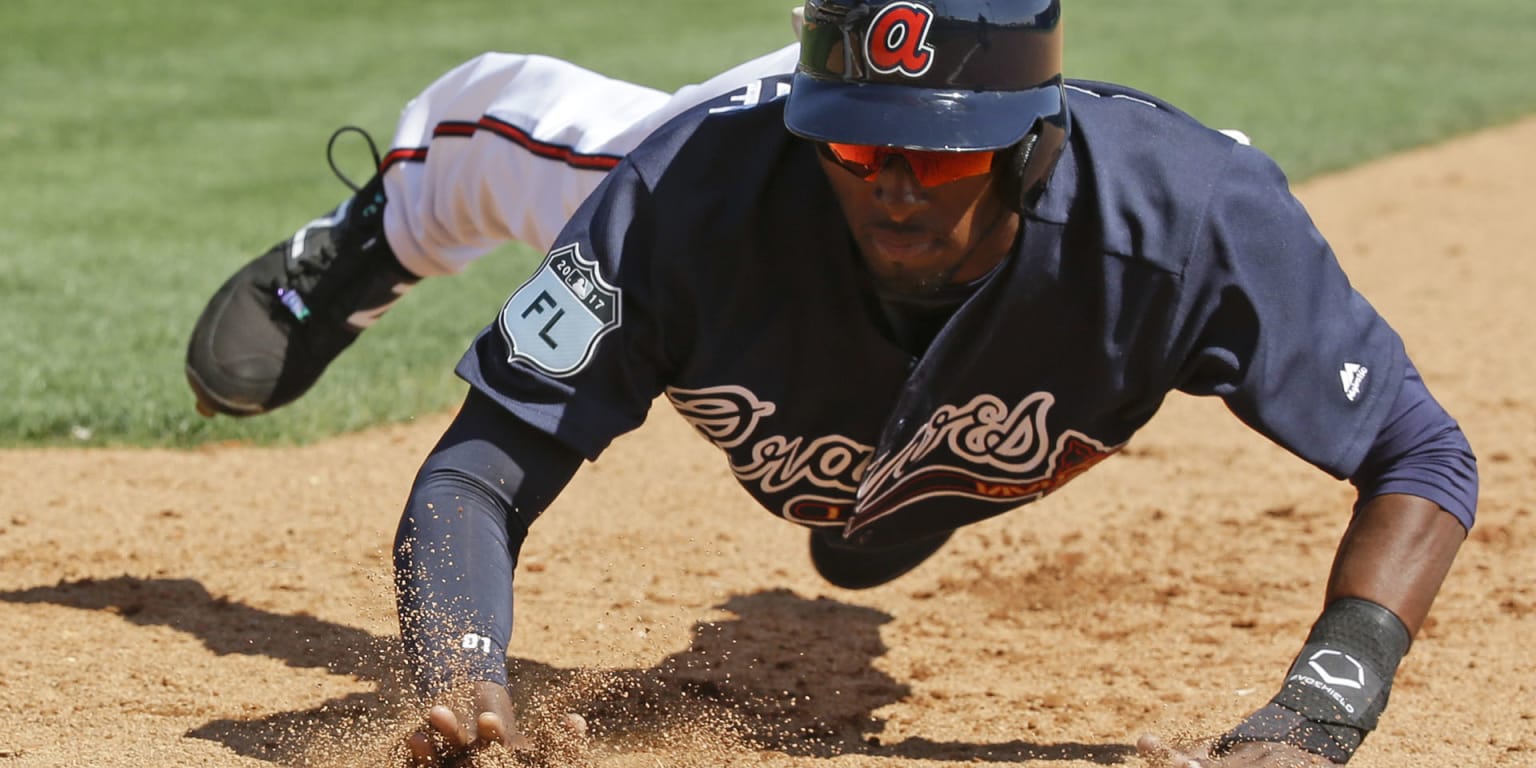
[819,142,997,187]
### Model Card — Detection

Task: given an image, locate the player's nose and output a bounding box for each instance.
[869,156,928,221]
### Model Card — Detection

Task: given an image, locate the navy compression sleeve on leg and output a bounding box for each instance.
[394,388,584,696]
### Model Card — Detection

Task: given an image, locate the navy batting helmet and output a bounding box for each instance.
[785,0,1069,207]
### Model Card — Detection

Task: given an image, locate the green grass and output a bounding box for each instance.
[3,0,1533,447]
[1067,0,1536,178]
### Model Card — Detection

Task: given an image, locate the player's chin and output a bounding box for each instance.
[861,227,946,264]
[865,262,955,299]
[857,239,959,284]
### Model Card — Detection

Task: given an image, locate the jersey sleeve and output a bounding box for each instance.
[1350,362,1478,529]
[1169,144,1406,479]
[454,159,683,460]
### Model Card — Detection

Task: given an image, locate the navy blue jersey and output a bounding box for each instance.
[457,75,1405,546]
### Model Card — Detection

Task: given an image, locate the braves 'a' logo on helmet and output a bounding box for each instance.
[865,1,935,77]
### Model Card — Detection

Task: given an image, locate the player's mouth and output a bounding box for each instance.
[864,223,943,267]
[857,223,968,298]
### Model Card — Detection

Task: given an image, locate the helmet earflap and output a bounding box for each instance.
[995,105,1070,213]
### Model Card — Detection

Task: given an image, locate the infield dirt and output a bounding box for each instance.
[2,116,1533,767]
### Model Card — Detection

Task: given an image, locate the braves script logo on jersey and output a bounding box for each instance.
[865,1,936,77]
[850,392,1119,531]
[667,386,1118,530]
[667,386,874,526]
[498,243,620,377]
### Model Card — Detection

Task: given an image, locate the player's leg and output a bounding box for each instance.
[383,42,801,275]
[379,53,670,278]
[183,137,419,417]
[184,53,674,417]
[185,45,797,417]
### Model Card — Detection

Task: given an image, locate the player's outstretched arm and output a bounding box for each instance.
[1137,335,1478,763]
[1138,493,1466,767]
[393,390,586,764]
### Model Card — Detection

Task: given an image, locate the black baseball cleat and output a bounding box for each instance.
[809,527,954,590]
[185,127,420,417]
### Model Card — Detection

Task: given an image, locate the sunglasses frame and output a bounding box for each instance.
[819,142,998,188]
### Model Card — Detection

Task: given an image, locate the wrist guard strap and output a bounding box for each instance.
[1217,597,1411,763]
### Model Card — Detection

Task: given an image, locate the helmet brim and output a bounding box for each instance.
[785,73,1063,152]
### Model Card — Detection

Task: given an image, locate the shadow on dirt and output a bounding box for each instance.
[1,577,1135,765]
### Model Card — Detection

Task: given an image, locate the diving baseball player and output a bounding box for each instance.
[375,1,1476,767]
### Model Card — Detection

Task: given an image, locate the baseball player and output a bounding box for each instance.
[371,1,1478,766]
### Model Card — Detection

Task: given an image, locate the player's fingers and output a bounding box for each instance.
[404,730,440,766]
[427,704,473,747]
[1136,734,1206,768]
[561,712,589,739]
[475,711,512,749]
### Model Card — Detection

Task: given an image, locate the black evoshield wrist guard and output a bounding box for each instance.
[1216,597,1412,763]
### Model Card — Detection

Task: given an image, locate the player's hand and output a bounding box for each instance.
[402,681,588,767]
[1136,733,1335,768]
[404,680,525,766]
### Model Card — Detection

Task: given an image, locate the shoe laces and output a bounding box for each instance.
[326,125,382,195]
[274,127,387,319]
[289,126,386,278]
